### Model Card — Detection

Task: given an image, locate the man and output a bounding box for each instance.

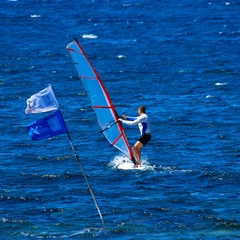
[118,105,151,168]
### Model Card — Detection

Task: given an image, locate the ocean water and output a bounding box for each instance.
[1,0,240,239]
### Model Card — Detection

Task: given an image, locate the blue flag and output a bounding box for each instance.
[27,110,67,141]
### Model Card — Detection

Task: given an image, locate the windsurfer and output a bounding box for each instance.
[118,105,151,168]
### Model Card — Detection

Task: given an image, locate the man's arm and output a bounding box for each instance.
[119,115,146,126]
[125,116,137,121]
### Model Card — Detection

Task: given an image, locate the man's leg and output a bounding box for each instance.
[133,141,143,166]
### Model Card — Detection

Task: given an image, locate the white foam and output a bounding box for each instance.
[117,55,126,59]
[30,15,41,18]
[206,95,214,98]
[108,155,155,171]
[215,82,228,86]
[156,165,193,174]
[82,34,97,39]
[108,155,129,169]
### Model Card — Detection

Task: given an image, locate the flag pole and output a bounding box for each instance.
[58,110,106,228]
[66,131,107,228]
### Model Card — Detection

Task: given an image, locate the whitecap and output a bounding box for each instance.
[82,34,97,39]
[206,95,214,98]
[30,15,41,18]
[117,55,126,59]
[42,174,60,178]
[215,82,228,86]
[65,228,103,237]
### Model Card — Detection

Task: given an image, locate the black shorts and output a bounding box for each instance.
[138,133,151,146]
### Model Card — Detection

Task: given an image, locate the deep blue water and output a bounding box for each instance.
[1,0,240,239]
